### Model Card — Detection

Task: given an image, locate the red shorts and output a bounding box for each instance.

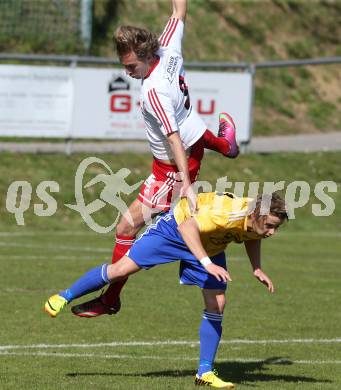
[138,137,205,211]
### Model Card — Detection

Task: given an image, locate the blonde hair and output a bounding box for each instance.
[113,25,160,60]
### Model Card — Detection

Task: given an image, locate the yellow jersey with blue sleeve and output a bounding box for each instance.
[173,192,261,257]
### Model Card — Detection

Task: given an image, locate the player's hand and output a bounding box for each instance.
[205,263,232,282]
[253,268,274,293]
[180,181,197,213]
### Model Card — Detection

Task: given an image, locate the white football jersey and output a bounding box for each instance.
[140,18,207,160]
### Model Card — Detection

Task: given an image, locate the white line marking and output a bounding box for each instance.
[0,351,340,364]
[1,338,340,351]
[1,351,194,360]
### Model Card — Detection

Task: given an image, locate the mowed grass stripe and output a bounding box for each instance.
[0,231,340,237]
[0,242,111,252]
[1,351,341,365]
[0,254,246,262]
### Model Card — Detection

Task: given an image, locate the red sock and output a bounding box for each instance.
[111,235,136,263]
[203,129,230,155]
[102,234,135,306]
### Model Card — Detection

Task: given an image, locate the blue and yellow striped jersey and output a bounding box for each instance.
[173,192,261,256]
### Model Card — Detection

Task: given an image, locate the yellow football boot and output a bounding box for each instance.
[44,294,68,318]
[195,370,235,388]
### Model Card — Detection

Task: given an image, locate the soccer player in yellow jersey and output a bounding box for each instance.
[45,192,288,388]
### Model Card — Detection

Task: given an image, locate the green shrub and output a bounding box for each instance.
[308,101,337,128]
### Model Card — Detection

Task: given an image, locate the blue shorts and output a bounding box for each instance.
[128,212,227,290]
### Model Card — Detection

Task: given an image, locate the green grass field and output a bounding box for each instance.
[0,151,340,389]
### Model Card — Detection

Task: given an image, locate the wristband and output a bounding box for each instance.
[199,256,212,267]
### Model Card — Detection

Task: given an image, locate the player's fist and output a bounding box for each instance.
[180,182,197,213]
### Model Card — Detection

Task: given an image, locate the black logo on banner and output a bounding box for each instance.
[108,76,130,93]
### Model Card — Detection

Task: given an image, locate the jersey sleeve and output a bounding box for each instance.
[158,18,184,53]
[147,87,179,136]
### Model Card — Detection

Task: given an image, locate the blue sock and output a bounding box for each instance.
[198,310,223,377]
[59,264,109,302]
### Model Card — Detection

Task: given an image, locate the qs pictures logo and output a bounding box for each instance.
[5,157,143,233]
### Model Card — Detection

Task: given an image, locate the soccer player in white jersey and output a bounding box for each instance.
[72,0,239,318]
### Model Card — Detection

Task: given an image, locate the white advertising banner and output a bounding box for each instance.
[72,68,144,139]
[73,68,252,142]
[0,65,73,137]
[0,64,252,143]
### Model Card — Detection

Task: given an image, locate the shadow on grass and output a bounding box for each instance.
[67,356,332,384]
[215,357,332,384]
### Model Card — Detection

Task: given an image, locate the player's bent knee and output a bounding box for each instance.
[107,262,128,281]
[116,216,145,237]
[116,218,137,236]
[107,256,140,281]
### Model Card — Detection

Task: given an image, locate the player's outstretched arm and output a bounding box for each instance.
[178,217,232,282]
[244,239,274,293]
[171,0,187,21]
[167,131,197,212]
